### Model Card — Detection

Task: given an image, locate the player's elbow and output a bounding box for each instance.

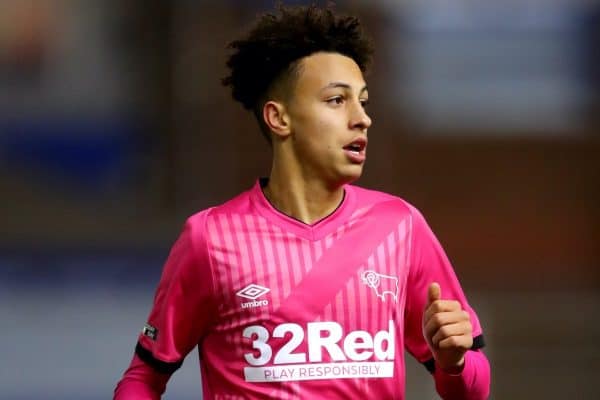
[114,376,163,400]
[114,354,170,400]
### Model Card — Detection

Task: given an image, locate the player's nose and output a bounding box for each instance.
[349,101,371,132]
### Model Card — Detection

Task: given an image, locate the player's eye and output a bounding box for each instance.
[360,99,370,108]
[326,96,345,106]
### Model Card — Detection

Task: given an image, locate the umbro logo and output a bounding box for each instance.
[236,284,270,300]
[236,284,270,308]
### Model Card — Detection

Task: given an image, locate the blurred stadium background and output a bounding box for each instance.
[1,1,599,399]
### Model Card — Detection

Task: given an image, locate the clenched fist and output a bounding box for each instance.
[423,282,473,374]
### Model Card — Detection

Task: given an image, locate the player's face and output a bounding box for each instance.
[286,52,371,186]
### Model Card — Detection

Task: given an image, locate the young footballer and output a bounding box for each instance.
[114,5,490,399]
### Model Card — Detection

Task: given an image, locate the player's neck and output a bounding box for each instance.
[263,171,345,225]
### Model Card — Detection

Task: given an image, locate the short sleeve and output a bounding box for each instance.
[135,211,217,374]
[403,205,484,367]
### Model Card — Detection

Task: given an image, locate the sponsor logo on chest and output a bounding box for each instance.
[242,320,395,383]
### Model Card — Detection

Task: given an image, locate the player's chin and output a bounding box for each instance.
[338,164,364,184]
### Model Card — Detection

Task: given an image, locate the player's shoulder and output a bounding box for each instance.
[349,185,434,243]
[348,184,422,219]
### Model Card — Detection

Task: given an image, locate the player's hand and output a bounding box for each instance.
[422,282,473,374]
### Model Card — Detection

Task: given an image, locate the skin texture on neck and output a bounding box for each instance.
[261,52,371,225]
[263,157,345,225]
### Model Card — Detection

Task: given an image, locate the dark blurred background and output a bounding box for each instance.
[1,1,598,399]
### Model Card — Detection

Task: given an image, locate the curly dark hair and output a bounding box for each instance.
[222,4,374,140]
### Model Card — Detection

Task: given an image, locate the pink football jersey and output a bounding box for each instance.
[134,180,484,399]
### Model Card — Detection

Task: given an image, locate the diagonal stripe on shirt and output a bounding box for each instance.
[274,200,407,324]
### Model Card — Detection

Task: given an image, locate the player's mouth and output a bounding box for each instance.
[343,137,367,163]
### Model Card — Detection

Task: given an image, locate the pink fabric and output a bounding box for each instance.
[114,355,168,399]
[434,350,491,400]
[114,180,490,399]
[403,204,483,363]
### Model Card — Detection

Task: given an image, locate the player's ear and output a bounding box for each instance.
[263,100,291,139]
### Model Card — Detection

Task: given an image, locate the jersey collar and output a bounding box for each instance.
[249,178,357,241]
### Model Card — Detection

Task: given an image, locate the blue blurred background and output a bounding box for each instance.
[1,1,599,399]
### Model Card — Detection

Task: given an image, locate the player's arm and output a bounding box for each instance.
[423,282,472,373]
[403,205,490,400]
[422,282,490,399]
[114,212,216,399]
[114,354,170,399]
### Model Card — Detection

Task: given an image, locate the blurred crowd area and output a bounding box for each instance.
[1,1,599,399]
